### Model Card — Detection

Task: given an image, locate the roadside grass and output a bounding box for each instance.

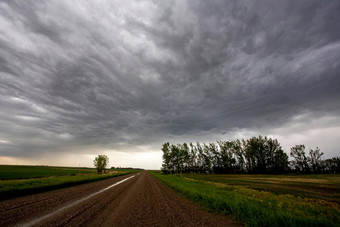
[150,172,340,227]
[0,165,141,200]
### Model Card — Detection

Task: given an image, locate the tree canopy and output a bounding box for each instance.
[93,155,109,174]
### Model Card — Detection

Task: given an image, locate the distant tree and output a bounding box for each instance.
[243,136,266,173]
[210,142,222,173]
[242,136,288,173]
[217,141,236,173]
[323,157,340,173]
[160,138,333,175]
[189,143,198,173]
[308,147,324,173]
[171,144,181,173]
[290,145,310,173]
[265,138,289,173]
[202,143,213,173]
[272,149,289,173]
[243,138,254,173]
[180,143,190,173]
[93,155,109,174]
[233,139,245,173]
[161,142,172,174]
[196,142,204,173]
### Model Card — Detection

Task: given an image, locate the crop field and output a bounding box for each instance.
[151,172,340,226]
[0,165,97,180]
[0,165,141,200]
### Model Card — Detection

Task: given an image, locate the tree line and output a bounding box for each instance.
[161,135,340,174]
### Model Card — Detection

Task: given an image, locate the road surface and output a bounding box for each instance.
[0,171,241,226]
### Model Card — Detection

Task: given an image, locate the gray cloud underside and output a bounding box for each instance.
[0,0,340,157]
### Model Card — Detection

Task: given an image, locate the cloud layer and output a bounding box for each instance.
[0,0,339,165]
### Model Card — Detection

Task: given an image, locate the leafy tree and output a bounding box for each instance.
[266,138,288,173]
[308,147,324,173]
[93,155,109,174]
[180,143,190,173]
[189,143,198,173]
[210,142,222,173]
[242,136,288,173]
[324,157,340,173]
[161,142,172,174]
[273,149,289,173]
[233,139,245,173]
[196,142,204,173]
[171,144,181,173]
[243,136,266,173]
[202,143,213,173]
[290,145,310,173]
[217,141,236,173]
[160,137,332,175]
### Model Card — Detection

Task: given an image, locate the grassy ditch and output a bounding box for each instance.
[150,172,340,227]
[0,165,141,200]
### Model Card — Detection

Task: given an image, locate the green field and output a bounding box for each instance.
[0,165,141,200]
[0,165,97,180]
[151,172,340,227]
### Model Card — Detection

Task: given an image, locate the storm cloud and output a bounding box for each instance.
[0,0,339,167]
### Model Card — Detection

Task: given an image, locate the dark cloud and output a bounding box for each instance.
[0,0,339,161]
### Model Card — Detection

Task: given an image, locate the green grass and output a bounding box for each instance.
[0,165,97,180]
[151,172,340,227]
[0,165,141,200]
[183,173,340,204]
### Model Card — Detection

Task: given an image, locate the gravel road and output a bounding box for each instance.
[0,171,241,226]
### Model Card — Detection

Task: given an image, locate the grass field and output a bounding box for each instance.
[151,172,340,227]
[0,165,141,200]
[0,165,97,180]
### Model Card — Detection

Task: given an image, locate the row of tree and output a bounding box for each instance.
[290,145,340,173]
[161,136,340,174]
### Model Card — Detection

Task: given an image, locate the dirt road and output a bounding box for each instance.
[0,171,240,226]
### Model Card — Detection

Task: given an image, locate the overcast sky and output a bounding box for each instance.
[0,0,339,169]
